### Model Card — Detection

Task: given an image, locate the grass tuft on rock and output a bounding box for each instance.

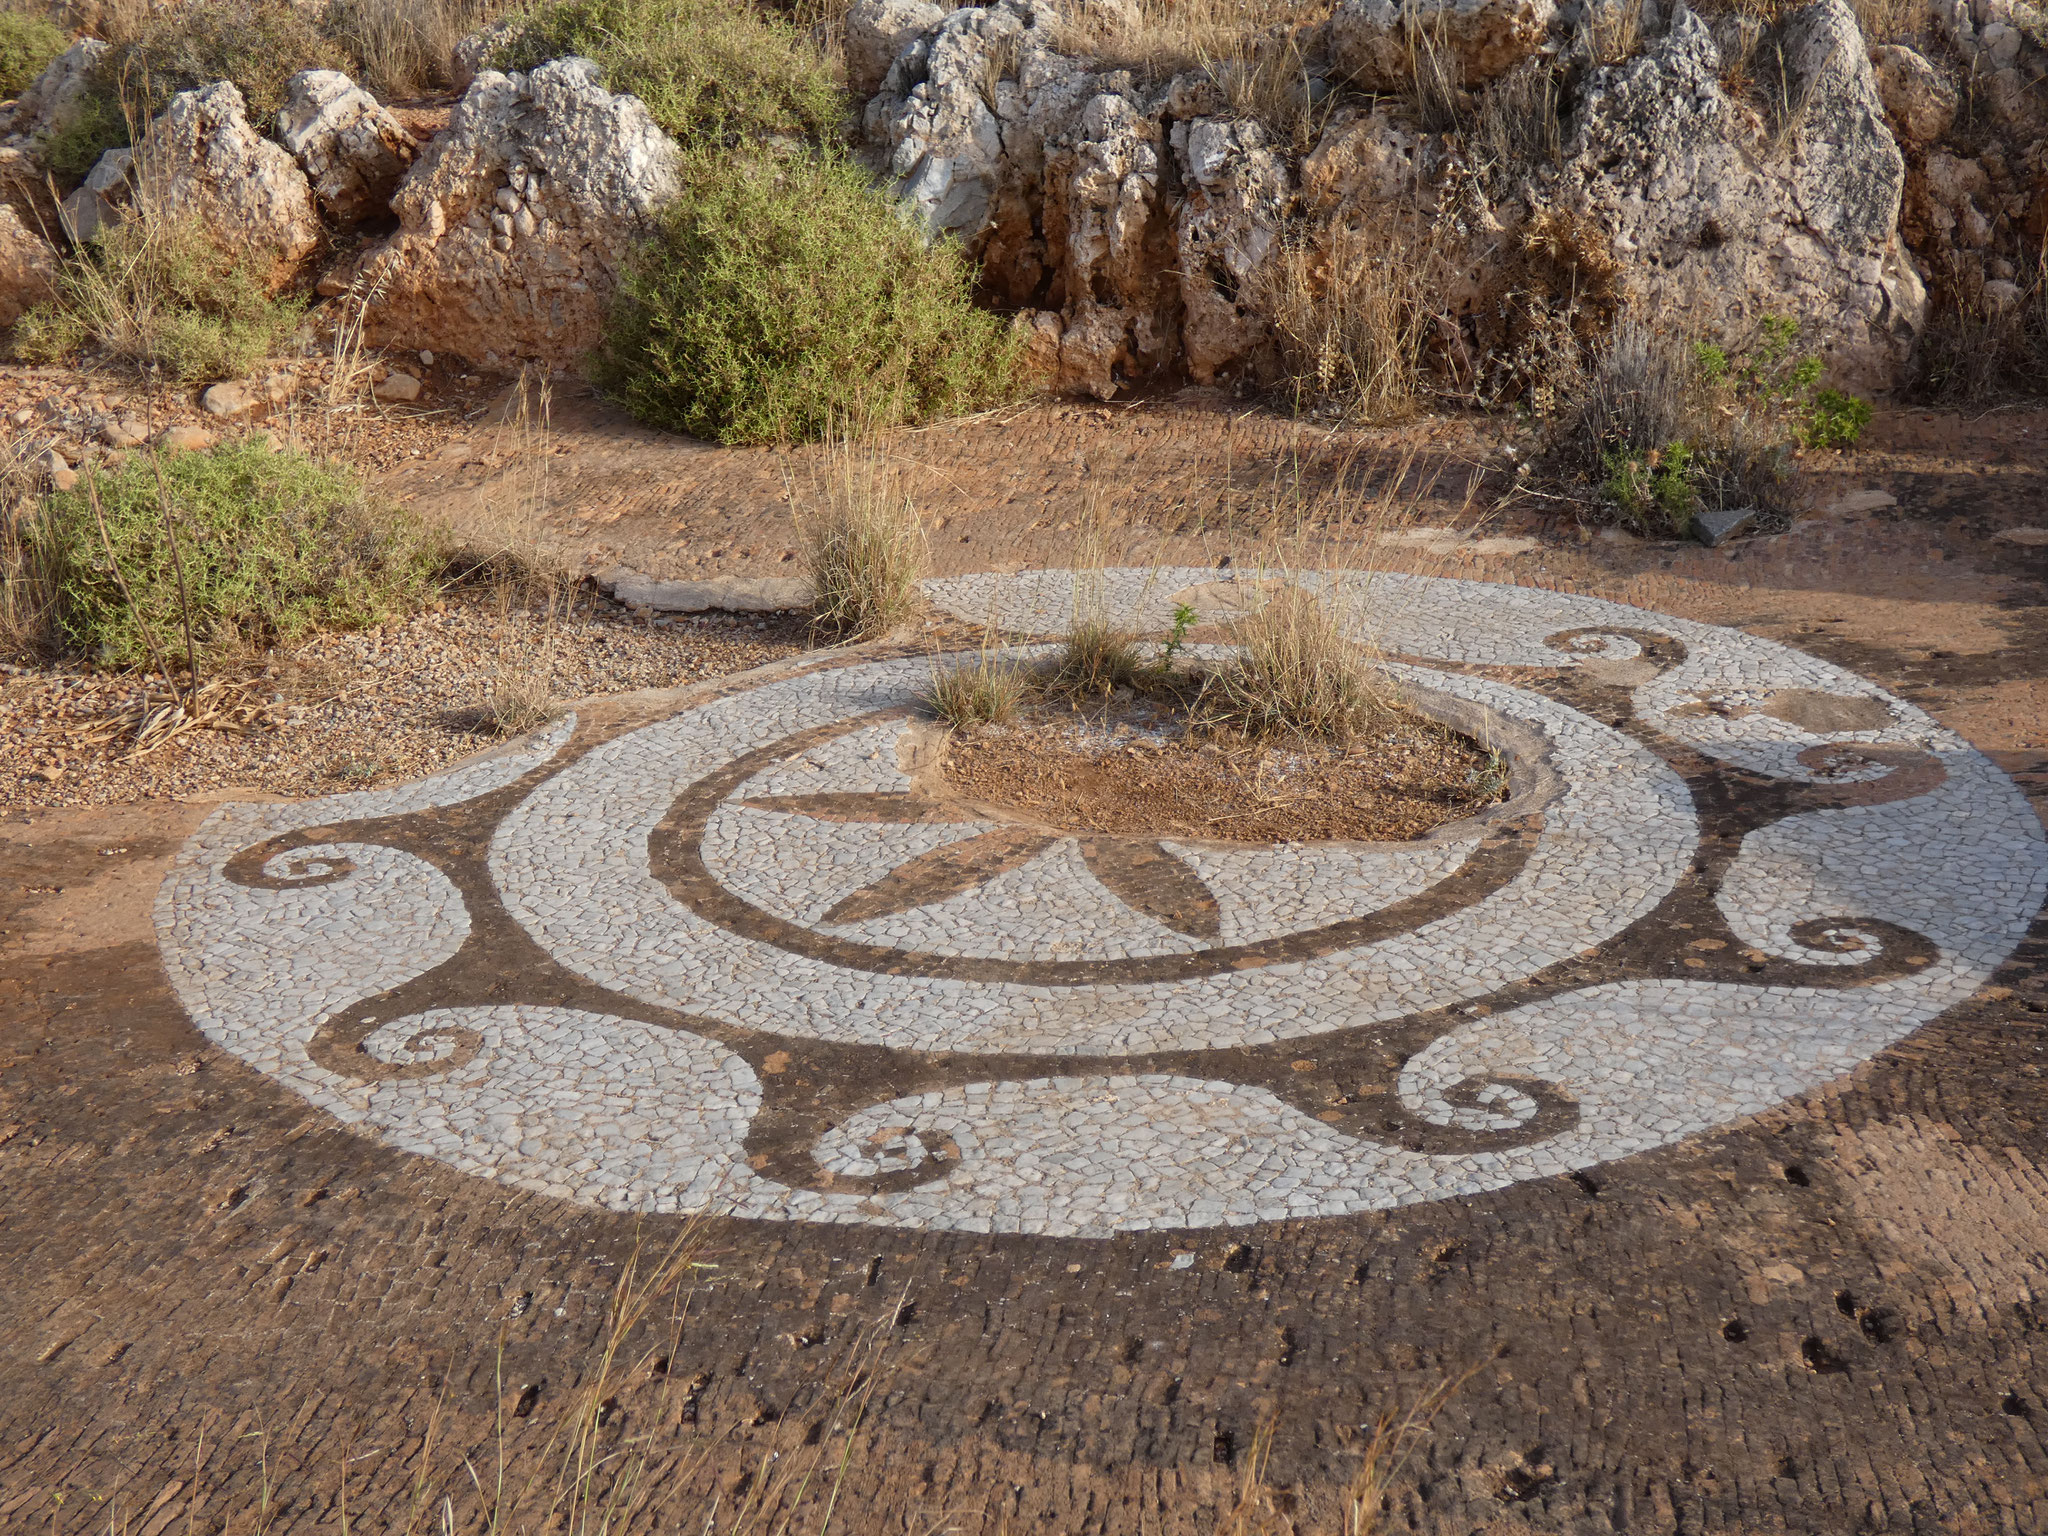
[602,152,1020,445]
[37,441,441,668]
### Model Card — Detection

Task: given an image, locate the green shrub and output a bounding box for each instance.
[14,206,304,381]
[38,85,130,183]
[602,152,1020,445]
[1801,387,1872,449]
[491,0,843,151]
[1601,441,1698,534]
[38,441,441,667]
[0,9,68,98]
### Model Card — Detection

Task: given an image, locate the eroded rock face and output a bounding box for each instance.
[11,38,106,141]
[847,0,948,96]
[1873,44,1959,147]
[1557,0,1916,388]
[1325,0,1557,91]
[859,0,1924,396]
[357,56,679,369]
[0,204,59,326]
[141,82,321,278]
[277,70,418,227]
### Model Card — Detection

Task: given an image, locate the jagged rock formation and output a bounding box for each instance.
[3,37,105,141]
[141,83,322,278]
[277,70,419,228]
[859,0,1935,397]
[353,57,679,367]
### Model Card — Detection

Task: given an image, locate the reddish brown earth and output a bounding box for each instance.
[3,388,2048,1534]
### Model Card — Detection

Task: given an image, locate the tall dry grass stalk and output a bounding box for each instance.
[791,439,928,641]
[323,0,497,97]
[1200,577,1383,743]
[0,434,58,657]
[1067,0,1333,88]
[1269,217,1450,424]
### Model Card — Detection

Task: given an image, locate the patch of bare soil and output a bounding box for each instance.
[938,692,1503,844]
[0,593,809,811]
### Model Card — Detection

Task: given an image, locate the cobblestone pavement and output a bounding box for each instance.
[7,570,2048,1535]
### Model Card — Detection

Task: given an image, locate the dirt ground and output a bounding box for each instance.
[4,378,2048,1534]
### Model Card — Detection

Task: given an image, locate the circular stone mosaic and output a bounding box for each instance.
[155,571,2048,1237]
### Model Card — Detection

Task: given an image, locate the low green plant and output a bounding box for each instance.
[39,86,131,182]
[1159,600,1198,666]
[37,441,441,667]
[602,152,1019,445]
[1801,387,1872,449]
[0,8,67,97]
[1601,441,1698,532]
[491,0,841,151]
[14,203,304,381]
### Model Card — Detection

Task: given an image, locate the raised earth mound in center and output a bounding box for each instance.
[933,693,1506,845]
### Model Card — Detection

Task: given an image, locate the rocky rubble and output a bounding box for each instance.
[277,70,419,227]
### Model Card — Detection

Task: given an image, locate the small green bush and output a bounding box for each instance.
[14,207,304,381]
[1601,442,1698,533]
[602,152,1020,445]
[0,9,68,98]
[491,0,842,151]
[39,85,130,183]
[38,441,441,667]
[1801,387,1872,449]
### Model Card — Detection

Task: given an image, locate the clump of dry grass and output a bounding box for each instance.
[1268,216,1451,423]
[793,441,927,641]
[1576,317,1691,457]
[1914,249,2048,404]
[15,192,305,383]
[0,435,59,658]
[489,662,558,736]
[320,0,495,97]
[1046,615,1147,696]
[922,639,1030,728]
[1199,581,1381,744]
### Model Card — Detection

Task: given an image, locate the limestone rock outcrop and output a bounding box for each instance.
[140,82,322,278]
[8,38,106,140]
[356,56,680,369]
[277,69,418,226]
[0,204,58,326]
[859,0,1921,397]
[1556,0,1918,387]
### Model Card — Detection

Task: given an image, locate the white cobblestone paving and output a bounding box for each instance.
[153,574,2048,1237]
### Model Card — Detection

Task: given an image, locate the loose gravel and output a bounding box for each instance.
[0,593,811,811]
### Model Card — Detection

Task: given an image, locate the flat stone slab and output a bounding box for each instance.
[152,569,2048,1238]
[598,567,815,612]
